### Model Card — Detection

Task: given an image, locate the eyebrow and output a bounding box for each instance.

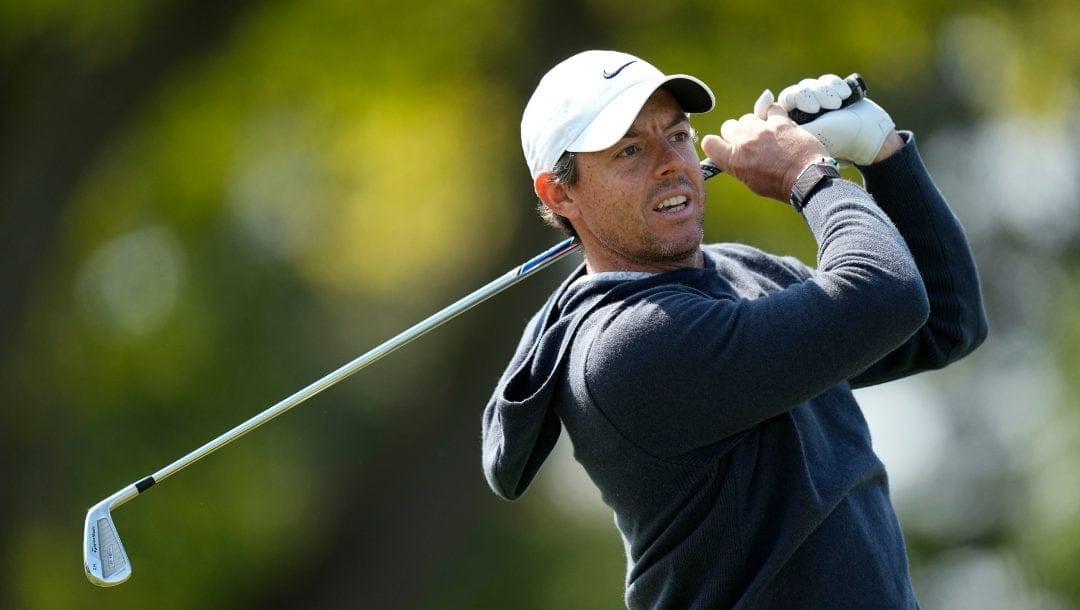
[622,111,691,139]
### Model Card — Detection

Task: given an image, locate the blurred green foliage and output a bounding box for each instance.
[2,0,1079,608]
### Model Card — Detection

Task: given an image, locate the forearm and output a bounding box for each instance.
[587,180,930,454]
[850,132,988,385]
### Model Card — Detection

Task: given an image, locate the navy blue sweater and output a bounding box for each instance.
[482,134,987,609]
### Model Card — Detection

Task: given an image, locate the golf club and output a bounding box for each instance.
[84,74,867,586]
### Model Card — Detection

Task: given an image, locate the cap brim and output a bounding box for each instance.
[567,75,714,154]
[661,75,715,114]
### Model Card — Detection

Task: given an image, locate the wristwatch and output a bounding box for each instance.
[790,157,840,212]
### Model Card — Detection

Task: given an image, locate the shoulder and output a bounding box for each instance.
[574,271,737,363]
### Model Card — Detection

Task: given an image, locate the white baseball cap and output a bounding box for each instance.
[521,50,715,179]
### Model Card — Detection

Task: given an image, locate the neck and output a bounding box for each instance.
[583,246,704,274]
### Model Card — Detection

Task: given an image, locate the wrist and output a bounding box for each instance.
[790,156,840,212]
[783,149,831,197]
[871,131,905,163]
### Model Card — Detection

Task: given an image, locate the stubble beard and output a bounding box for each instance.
[643,221,704,265]
[586,175,708,271]
[639,177,706,266]
[599,211,704,269]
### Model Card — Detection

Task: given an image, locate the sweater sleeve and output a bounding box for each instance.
[848,132,988,387]
[578,180,930,457]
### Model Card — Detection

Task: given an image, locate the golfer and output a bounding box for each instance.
[482,50,987,609]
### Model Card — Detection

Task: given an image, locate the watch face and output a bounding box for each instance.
[791,163,840,210]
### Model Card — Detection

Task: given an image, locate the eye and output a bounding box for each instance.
[617,144,641,158]
[670,129,696,144]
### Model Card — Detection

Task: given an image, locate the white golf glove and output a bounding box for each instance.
[755,74,896,165]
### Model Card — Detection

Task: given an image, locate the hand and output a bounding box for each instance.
[772,74,897,165]
[700,104,830,202]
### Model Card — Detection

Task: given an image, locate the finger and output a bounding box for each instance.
[792,79,821,113]
[777,84,799,111]
[764,102,789,119]
[719,118,741,141]
[813,77,843,110]
[700,134,732,170]
[753,89,774,119]
[779,82,821,114]
[820,73,851,99]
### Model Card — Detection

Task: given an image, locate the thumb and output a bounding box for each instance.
[754,89,774,119]
[700,134,732,171]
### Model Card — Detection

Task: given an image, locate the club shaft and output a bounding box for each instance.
[142,237,581,488]
[87,76,872,590]
[114,73,865,495]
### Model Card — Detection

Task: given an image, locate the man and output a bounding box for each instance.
[482,49,987,609]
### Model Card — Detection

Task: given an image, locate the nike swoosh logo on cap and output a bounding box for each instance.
[602,61,636,79]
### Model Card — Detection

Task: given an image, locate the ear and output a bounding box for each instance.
[534,172,579,220]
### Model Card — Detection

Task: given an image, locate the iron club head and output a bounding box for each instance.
[84,487,137,586]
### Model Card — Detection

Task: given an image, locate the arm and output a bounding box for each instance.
[770,75,988,385]
[578,178,930,457]
[482,295,566,500]
[847,132,988,386]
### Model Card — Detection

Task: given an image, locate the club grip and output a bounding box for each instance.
[786,73,866,125]
[699,73,868,180]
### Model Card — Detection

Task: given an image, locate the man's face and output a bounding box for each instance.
[565,89,707,272]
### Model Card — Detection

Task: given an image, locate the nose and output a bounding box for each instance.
[653,139,688,179]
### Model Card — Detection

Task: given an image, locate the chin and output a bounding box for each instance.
[650,239,702,265]
[660,230,704,258]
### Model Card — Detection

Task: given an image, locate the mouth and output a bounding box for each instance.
[654,194,689,214]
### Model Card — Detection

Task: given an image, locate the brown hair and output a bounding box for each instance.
[537,151,578,236]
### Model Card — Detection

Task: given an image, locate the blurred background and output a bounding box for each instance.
[2,0,1078,608]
